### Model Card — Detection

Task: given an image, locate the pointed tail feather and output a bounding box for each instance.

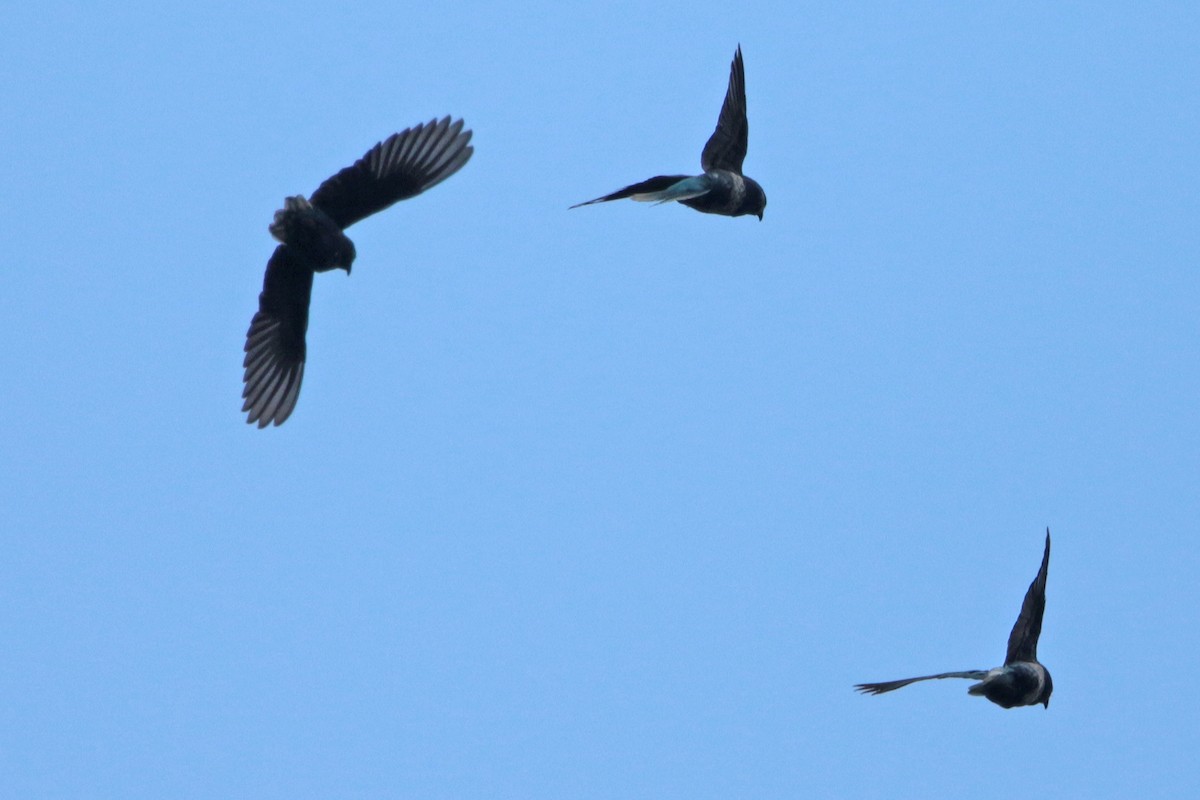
[855,671,989,695]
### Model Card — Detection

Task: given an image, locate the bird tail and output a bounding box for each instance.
[268,195,313,240]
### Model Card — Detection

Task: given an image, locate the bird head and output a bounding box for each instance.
[1040,669,1053,708]
[315,226,356,274]
[743,178,766,220]
[334,235,356,274]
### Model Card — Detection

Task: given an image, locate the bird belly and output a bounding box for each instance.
[971,664,1045,708]
[679,171,742,215]
[270,198,355,272]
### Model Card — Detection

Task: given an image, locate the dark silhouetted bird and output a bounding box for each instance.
[242,117,473,427]
[855,529,1053,709]
[570,45,766,220]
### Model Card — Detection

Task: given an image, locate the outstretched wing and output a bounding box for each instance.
[700,45,749,174]
[855,671,989,695]
[1005,529,1051,664]
[569,175,694,208]
[243,245,313,427]
[310,117,474,230]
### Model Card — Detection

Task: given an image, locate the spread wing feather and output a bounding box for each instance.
[310,117,473,230]
[855,671,989,695]
[700,46,749,173]
[242,245,312,427]
[1005,530,1051,664]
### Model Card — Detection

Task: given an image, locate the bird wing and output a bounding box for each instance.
[855,671,989,695]
[309,117,473,230]
[243,245,313,427]
[699,45,749,174]
[1005,529,1051,664]
[644,175,714,204]
[569,175,695,208]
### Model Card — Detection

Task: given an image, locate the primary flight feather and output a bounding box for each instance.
[242,117,473,427]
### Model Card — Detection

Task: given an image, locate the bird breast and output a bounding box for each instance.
[269,196,355,272]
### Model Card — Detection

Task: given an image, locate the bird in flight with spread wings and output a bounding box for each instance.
[242,117,473,427]
[571,45,766,220]
[855,529,1054,709]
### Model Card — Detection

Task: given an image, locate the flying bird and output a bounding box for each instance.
[570,45,766,220]
[855,529,1054,709]
[242,117,473,427]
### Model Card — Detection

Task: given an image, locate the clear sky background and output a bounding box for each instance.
[2,2,1197,797]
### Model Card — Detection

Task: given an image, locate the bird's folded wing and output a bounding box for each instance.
[570,175,694,208]
[700,46,749,174]
[243,245,313,427]
[310,117,474,230]
[645,175,713,204]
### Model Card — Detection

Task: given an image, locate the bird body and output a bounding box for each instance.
[242,117,473,428]
[855,530,1054,709]
[571,46,766,220]
[966,662,1051,709]
[267,196,356,273]
[678,170,766,217]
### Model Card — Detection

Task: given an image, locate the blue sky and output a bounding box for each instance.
[2,1,1198,797]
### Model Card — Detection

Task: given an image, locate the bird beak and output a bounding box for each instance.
[1043,699,1050,709]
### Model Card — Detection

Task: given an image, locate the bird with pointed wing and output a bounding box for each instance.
[855,530,1054,709]
[571,45,766,220]
[242,117,473,427]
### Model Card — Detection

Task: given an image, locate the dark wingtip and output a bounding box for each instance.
[569,195,608,210]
